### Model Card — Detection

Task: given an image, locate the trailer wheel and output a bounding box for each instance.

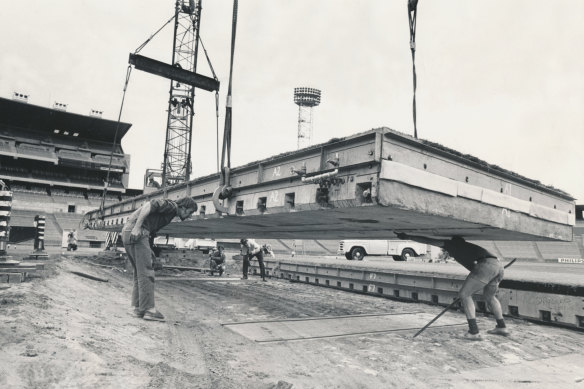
[351,247,366,261]
[401,248,416,261]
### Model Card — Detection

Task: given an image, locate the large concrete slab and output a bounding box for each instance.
[85,128,575,241]
[223,312,466,342]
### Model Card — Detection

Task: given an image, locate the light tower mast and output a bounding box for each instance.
[162,0,201,187]
[294,87,321,149]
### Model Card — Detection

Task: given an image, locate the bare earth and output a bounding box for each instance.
[1,255,583,389]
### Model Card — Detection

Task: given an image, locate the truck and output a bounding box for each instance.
[186,238,217,254]
[338,239,431,261]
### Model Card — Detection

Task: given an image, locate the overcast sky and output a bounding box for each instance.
[1,1,582,202]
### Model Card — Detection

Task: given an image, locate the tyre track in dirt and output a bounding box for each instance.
[159,277,405,321]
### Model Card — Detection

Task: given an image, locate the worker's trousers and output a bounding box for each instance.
[122,231,155,311]
[243,251,266,279]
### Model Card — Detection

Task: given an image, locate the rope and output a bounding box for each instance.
[134,14,176,54]
[408,0,418,139]
[199,36,219,80]
[219,0,238,180]
[100,65,133,215]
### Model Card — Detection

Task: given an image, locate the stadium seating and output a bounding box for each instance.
[0,139,16,154]
[17,143,57,160]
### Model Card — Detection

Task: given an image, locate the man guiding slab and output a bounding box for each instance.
[240,238,267,281]
[121,197,197,321]
[396,233,510,340]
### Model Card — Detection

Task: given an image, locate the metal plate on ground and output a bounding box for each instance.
[223,312,466,342]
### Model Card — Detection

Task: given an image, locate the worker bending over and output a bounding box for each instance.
[122,197,197,321]
[396,233,509,340]
[240,238,267,282]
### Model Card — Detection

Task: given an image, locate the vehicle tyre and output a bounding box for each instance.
[351,247,366,261]
[400,248,416,261]
[392,255,402,261]
[345,253,353,260]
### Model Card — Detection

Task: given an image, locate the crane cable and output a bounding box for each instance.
[99,65,133,218]
[221,0,238,176]
[212,0,238,214]
[408,0,419,139]
[97,14,175,219]
[198,36,221,172]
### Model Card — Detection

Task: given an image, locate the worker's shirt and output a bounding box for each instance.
[124,199,178,234]
[243,239,261,255]
[211,251,226,264]
[443,240,497,271]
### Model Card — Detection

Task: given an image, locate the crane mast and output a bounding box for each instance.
[162,0,202,187]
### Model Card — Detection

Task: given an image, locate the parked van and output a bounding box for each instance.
[338,239,430,261]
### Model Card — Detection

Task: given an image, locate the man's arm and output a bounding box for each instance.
[395,232,445,248]
[130,202,152,242]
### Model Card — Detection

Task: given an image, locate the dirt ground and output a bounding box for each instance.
[1,253,584,389]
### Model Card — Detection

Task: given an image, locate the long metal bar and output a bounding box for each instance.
[128,54,219,92]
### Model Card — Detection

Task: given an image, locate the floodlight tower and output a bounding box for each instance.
[294,87,321,149]
[162,0,202,187]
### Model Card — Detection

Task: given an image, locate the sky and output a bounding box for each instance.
[1,1,583,202]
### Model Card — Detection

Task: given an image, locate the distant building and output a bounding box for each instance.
[0,96,141,247]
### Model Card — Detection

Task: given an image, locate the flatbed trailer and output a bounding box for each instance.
[83,128,575,241]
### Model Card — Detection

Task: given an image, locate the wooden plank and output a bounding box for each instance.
[0,267,37,272]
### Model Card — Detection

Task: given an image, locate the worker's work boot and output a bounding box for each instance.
[132,308,145,318]
[487,326,510,336]
[262,278,267,282]
[143,309,165,322]
[463,332,484,341]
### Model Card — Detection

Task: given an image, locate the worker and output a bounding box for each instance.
[67,229,78,251]
[240,238,267,281]
[121,197,197,321]
[210,245,226,276]
[396,232,509,340]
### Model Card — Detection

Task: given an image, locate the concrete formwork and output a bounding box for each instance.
[84,128,575,241]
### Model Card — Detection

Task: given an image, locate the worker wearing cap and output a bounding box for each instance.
[122,197,197,321]
[396,233,509,340]
[240,238,267,282]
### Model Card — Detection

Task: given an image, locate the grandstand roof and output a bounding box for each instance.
[0,97,132,142]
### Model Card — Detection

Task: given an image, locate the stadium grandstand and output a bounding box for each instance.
[0,95,142,248]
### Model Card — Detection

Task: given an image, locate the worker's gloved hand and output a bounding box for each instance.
[395,232,408,240]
